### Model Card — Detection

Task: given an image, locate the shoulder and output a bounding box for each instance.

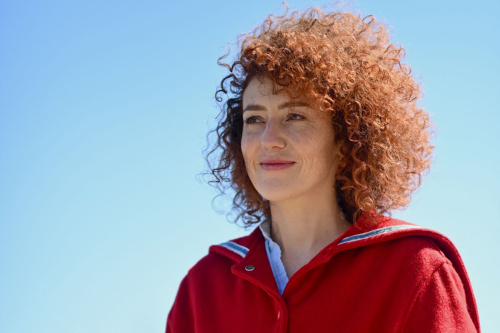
[343,216,465,265]
[346,216,480,331]
[382,233,449,262]
[167,232,258,333]
[374,233,454,282]
[339,216,473,284]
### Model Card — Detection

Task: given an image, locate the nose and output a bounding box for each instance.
[261,120,286,150]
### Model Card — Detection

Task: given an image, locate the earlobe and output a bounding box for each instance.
[332,142,342,158]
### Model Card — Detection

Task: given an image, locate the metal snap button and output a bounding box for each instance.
[245,265,255,271]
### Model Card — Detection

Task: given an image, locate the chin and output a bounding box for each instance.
[257,186,299,203]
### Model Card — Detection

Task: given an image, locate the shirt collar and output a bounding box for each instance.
[258,219,273,242]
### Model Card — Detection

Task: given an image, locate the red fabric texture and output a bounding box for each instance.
[166,216,480,332]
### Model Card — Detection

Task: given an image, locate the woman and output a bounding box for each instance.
[166,6,480,332]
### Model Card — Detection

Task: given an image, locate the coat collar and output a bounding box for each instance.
[208,214,479,329]
[208,213,422,298]
[209,213,424,263]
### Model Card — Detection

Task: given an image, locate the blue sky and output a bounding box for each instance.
[1,0,499,332]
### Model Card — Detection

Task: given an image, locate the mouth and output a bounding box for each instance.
[260,162,295,171]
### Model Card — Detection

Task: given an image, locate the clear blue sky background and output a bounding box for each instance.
[1,0,498,332]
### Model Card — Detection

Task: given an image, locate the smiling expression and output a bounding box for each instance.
[241,76,341,203]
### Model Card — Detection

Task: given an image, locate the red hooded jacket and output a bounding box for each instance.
[166,216,480,332]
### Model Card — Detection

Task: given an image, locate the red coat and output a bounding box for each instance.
[166,216,480,332]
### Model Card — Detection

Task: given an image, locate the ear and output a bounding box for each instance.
[332,139,342,158]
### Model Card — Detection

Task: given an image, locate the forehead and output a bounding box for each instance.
[242,76,329,119]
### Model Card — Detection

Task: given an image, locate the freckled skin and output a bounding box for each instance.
[241,76,341,203]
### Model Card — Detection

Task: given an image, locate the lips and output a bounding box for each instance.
[260,159,294,164]
[260,160,295,171]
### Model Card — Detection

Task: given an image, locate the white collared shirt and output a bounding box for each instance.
[259,220,289,295]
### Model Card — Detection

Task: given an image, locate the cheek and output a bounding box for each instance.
[240,133,254,163]
[288,126,322,149]
[241,130,258,151]
[297,127,336,165]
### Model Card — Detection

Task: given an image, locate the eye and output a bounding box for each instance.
[287,113,305,120]
[243,116,262,124]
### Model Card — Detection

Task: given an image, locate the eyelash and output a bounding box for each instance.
[243,113,305,124]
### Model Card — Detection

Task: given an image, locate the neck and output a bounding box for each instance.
[268,189,351,265]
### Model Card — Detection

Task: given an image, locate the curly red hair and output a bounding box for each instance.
[204,5,434,226]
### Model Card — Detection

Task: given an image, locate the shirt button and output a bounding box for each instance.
[277,310,281,319]
[245,265,255,271]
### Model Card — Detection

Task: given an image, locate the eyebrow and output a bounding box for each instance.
[242,101,311,113]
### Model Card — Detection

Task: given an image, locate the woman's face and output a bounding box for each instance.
[241,76,341,203]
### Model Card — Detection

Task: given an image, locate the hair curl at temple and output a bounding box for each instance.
[203,4,434,227]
